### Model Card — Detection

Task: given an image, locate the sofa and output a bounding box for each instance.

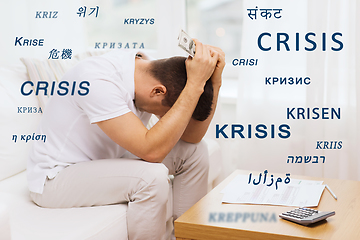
[0,52,222,240]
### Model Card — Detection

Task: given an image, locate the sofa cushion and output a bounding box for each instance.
[0,171,128,240]
[0,204,11,240]
[0,65,42,181]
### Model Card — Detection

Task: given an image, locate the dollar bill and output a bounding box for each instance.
[178,29,195,57]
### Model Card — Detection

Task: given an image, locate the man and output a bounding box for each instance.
[27,39,225,240]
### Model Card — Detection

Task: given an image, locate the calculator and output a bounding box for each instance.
[279,208,335,226]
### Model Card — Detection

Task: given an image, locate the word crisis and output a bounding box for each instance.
[20,81,90,96]
[258,32,343,51]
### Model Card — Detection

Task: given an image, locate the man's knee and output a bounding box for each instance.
[194,140,210,172]
[145,163,170,203]
[179,140,210,171]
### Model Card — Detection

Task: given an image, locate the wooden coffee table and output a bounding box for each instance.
[174,169,360,240]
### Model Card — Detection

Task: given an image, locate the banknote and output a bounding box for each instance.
[178,29,195,57]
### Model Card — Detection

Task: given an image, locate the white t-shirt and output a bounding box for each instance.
[27,50,152,194]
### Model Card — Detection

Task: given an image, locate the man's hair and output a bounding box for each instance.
[149,56,213,121]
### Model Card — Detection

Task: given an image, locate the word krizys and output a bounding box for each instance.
[248,170,290,190]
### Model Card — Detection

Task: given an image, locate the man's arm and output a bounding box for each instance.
[180,46,225,143]
[97,41,219,163]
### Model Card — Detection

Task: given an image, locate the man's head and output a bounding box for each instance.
[134,55,213,121]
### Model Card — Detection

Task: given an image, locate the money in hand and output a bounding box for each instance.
[178,29,196,57]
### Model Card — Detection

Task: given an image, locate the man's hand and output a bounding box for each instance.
[185,39,220,92]
[180,45,225,143]
[207,45,225,89]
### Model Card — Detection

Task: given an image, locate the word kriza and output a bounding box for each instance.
[248,170,290,190]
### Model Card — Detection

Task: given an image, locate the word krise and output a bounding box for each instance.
[248,170,290,190]
[14,37,44,47]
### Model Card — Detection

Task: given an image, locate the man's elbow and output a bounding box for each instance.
[141,151,166,163]
[180,136,203,144]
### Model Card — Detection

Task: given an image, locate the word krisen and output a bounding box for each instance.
[266,77,310,85]
[258,32,343,51]
[247,6,282,20]
[316,141,342,149]
[209,212,277,223]
[287,107,340,120]
[95,42,145,49]
[216,124,291,139]
[287,156,325,164]
[15,37,44,47]
[35,11,58,18]
[77,6,99,17]
[232,58,258,66]
[21,81,90,96]
[248,170,290,190]
[18,107,43,114]
[49,49,72,60]
[124,18,155,24]
[12,134,46,143]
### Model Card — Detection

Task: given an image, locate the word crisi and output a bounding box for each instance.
[216,124,291,139]
[232,58,258,66]
[248,170,290,190]
[20,81,90,96]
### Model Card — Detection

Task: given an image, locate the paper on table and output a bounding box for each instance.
[221,174,325,207]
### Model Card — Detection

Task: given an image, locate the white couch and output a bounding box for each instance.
[0,55,222,240]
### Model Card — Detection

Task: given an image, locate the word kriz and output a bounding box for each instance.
[35,11,58,18]
[248,170,290,190]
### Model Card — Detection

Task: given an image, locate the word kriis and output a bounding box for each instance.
[248,170,290,190]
